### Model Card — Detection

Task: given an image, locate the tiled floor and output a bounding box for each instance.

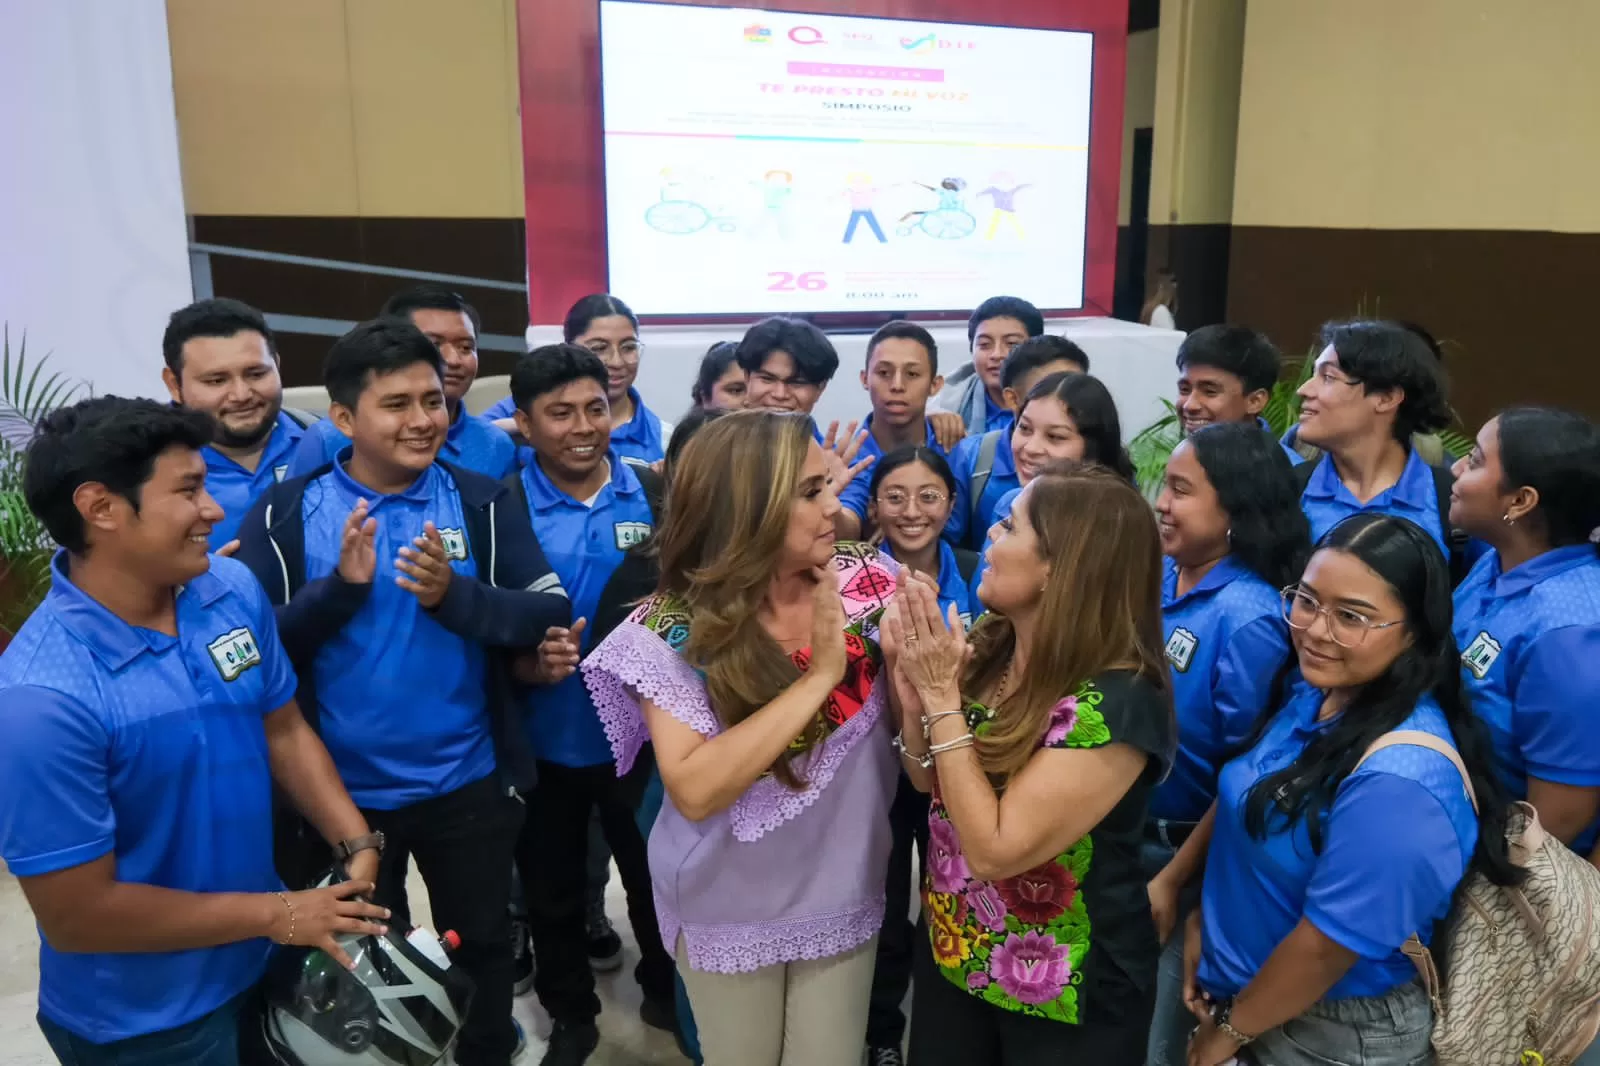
[0,862,689,1065]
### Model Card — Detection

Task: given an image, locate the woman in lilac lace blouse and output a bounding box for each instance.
[581,411,898,1065]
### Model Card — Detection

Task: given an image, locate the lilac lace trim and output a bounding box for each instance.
[658,897,886,974]
[582,621,719,774]
[726,682,886,843]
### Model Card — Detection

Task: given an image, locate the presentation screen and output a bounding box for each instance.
[598,2,1094,317]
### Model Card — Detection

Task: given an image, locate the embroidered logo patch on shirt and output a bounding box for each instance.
[272,464,289,482]
[614,521,653,550]
[437,527,469,561]
[1165,627,1198,672]
[1461,630,1503,680]
[207,627,263,681]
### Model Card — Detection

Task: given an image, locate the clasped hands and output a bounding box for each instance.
[882,567,970,727]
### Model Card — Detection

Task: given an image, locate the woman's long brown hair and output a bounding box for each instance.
[652,409,821,787]
[965,463,1173,785]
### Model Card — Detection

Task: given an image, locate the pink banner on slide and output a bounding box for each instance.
[787,61,945,82]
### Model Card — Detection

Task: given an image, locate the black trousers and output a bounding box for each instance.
[516,759,674,1024]
[907,932,1154,1066]
[365,776,525,1066]
[867,771,931,1048]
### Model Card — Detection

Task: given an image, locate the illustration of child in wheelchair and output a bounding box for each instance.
[644,167,739,235]
[897,176,976,239]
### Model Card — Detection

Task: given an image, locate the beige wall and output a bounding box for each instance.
[1118,28,1159,226]
[1148,0,1245,226]
[168,0,525,217]
[1233,0,1600,232]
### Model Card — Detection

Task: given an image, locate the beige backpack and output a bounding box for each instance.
[1357,731,1600,1066]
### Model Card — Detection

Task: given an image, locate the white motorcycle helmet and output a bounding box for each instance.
[257,873,475,1066]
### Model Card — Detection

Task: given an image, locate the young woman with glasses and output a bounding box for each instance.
[1182,513,1522,1066]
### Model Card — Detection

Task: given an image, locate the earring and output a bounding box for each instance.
[1502,513,1516,526]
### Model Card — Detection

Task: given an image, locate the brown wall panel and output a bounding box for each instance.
[1227,227,1599,430]
[1146,222,1230,332]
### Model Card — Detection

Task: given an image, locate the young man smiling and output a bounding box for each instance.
[1175,324,1301,462]
[236,319,569,1066]
[507,345,676,1066]
[289,286,517,480]
[0,398,388,1065]
[930,295,1045,436]
[161,298,306,550]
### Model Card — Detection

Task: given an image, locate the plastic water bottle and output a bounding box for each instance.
[406,927,461,970]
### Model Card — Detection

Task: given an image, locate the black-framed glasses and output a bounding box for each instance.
[1280,586,1404,648]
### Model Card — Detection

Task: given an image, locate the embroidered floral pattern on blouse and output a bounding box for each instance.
[925,679,1110,1022]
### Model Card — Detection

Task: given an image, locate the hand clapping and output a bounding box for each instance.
[395,521,453,608]
[890,565,968,704]
[533,618,588,684]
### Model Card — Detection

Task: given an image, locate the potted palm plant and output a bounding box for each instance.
[0,327,83,648]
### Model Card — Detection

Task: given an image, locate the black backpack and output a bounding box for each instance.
[1293,457,1471,586]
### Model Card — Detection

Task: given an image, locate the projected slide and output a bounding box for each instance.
[598,2,1094,316]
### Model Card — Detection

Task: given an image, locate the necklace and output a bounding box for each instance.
[992,656,1017,704]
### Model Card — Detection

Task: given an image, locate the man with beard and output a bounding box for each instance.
[162,298,308,550]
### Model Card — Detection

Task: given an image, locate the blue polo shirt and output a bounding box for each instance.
[204,411,304,549]
[984,391,1012,437]
[947,429,1019,549]
[289,405,516,481]
[490,388,670,465]
[1257,417,1303,464]
[883,539,980,629]
[1454,545,1600,851]
[0,554,294,1043]
[837,415,947,523]
[1155,557,1292,822]
[302,459,495,808]
[1300,448,1445,551]
[1198,687,1476,1000]
[519,453,654,766]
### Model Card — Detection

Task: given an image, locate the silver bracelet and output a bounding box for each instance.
[927,733,976,757]
[891,732,933,770]
[921,709,966,741]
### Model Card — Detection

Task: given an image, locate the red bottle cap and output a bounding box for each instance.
[440,929,462,951]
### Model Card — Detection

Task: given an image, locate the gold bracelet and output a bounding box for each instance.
[273,890,296,945]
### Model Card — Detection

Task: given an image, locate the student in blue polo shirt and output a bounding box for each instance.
[1184,514,1521,1066]
[291,286,517,480]
[1175,324,1301,464]
[504,344,677,1064]
[236,319,568,1066]
[835,322,948,540]
[1448,407,1600,861]
[1140,423,1305,1066]
[930,295,1046,436]
[1292,320,1463,571]
[160,298,308,549]
[0,397,388,1066]
[946,336,1088,548]
[486,294,674,463]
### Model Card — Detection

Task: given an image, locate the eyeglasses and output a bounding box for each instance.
[586,341,644,365]
[1280,586,1404,648]
[877,489,949,511]
[1311,365,1361,389]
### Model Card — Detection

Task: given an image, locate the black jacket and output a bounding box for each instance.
[234,458,571,792]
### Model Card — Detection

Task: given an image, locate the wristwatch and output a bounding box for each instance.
[333,832,386,863]
[1210,997,1254,1047]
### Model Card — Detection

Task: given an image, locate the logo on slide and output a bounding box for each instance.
[900,33,975,52]
[788,25,826,46]
[744,24,771,43]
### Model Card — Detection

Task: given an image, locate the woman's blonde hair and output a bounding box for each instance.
[966,462,1172,784]
[653,409,823,787]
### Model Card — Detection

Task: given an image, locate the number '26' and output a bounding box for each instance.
[767,271,827,292]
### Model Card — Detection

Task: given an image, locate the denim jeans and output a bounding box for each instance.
[38,991,248,1066]
[1242,979,1431,1065]
[1141,835,1203,1066]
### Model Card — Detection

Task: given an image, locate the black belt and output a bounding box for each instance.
[1145,818,1198,849]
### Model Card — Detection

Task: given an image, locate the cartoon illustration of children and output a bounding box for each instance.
[900,176,968,223]
[841,172,888,244]
[750,169,795,241]
[897,177,975,239]
[977,171,1034,239]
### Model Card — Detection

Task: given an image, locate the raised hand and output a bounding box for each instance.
[820,420,875,494]
[894,573,968,704]
[338,499,378,584]
[533,618,588,684]
[395,521,453,608]
[807,566,849,688]
[271,879,390,971]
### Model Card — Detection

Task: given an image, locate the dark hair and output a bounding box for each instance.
[1242,514,1522,886]
[324,319,444,410]
[379,285,481,334]
[967,296,1044,345]
[866,322,939,374]
[666,405,729,472]
[1185,423,1310,588]
[23,397,215,554]
[563,294,638,343]
[1397,321,1444,364]
[868,445,958,500]
[1020,372,1135,485]
[1001,335,1089,391]
[1176,324,1281,395]
[162,298,276,375]
[1320,320,1452,442]
[691,341,739,407]
[735,317,839,386]
[510,344,609,412]
[1496,407,1600,553]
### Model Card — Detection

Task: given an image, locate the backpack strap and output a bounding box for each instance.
[953,547,981,586]
[969,429,1003,534]
[1292,454,1318,494]
[281,407,321,429]
[1353,730,1479,813]
[1429,463,1472,587]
